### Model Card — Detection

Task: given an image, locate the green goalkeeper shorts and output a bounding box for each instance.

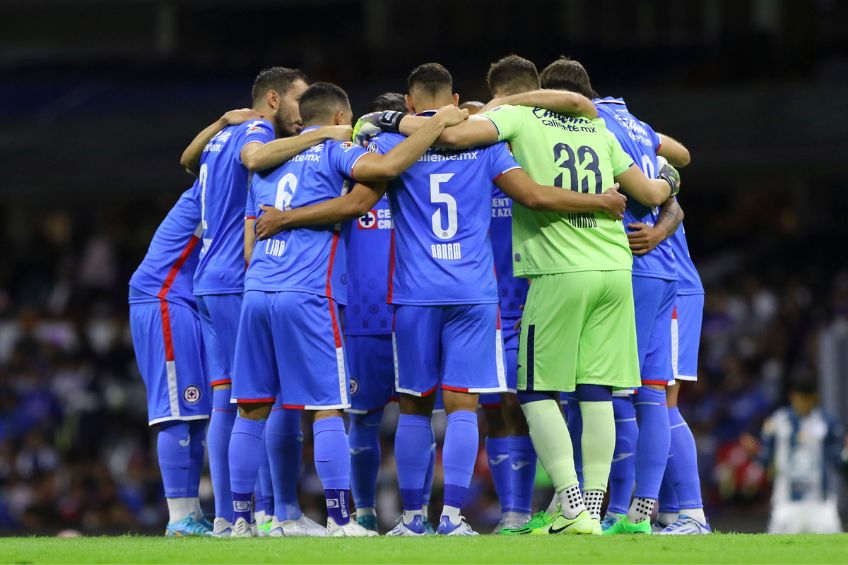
[517,270,641,393]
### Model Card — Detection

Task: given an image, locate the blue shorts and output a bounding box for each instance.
[632,277,678,386]
[232,290,350,410]
[196,294,242,388]
[129,299,210,426]
[393,304,507,396]
[480,319,520,406]
[673,293,704,381]
[345,334,395,414]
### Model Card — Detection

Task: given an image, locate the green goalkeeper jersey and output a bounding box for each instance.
[483,104,634,277]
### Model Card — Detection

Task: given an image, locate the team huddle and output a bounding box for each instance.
[128,54,710,538]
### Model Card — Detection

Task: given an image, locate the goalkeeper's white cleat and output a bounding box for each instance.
[230,517,257,538]
[270,514,327,537]
[212,517,233,538]
[327,517,378,537]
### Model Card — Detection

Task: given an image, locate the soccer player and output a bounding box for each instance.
[263,63,627,536]
[227,82,469,537]
[363,55,680,534]
[461,100,538,533]
[128,181,209,536]
[179,67,352,536]
[537,56,686,535]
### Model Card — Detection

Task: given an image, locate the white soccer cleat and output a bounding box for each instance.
[327,517,378,537]
[436,515,479,536]
[659,515,712,535]
[212,517,233,538]
[230,517,257,538]
[492,511,531,533]
[269,514,327,537]
[386,515,426,536]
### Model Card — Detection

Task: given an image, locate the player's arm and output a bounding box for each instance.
[244,218,256,264]
[615,159,679,208]
[657,133,691,168]
[242,126,353,172]
[480,89,598,119]
[350,106,469,181]
[254,183,388,240]
[180,108,262,175]
[495,169,626,219]
[627,197,684,255]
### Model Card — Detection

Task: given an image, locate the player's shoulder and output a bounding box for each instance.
[238,118,274,138]
[369,131,404,149]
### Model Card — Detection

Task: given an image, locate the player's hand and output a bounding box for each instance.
[222,108,263,125]
[627,222,664,255]
[434,105,469,127]
[321,125,353,142]
[600,183,627,220]
[352,111,405,146]
[657,156,681,198]
[255,205,287,240]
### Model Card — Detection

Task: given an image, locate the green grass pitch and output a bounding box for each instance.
[2,535,848,564]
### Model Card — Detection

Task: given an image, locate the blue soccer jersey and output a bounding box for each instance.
[193,119,275,295]
[370,130,521,305]
[595,97,676,280]
[129,184,202,308]
[669,222,704,295]
[491,188,528,318]
[343,194,393,335]
[244,129,369,303]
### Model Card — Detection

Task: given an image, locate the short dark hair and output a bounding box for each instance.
[486,55,539,96]
[789,368,819,396]
[407,63,452,96]
[370,92,407,113]
[298,82,350,124]
[252,66,308,104]
[539,56,598,98]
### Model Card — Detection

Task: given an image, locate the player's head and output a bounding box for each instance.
[459,101,484,115]
[788,370,819,416]
[405,63,459,113]
[539,56,598,98]
[486,54,539,98]
[252,66,310,137]
[298,82,353,128]
[370,92,407,114]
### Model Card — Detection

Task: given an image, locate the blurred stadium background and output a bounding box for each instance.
[0,0,847,535]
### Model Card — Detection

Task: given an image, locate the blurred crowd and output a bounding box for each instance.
[0,182,845,534]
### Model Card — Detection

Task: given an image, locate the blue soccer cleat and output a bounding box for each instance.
[659,515,712,535]
[386,515,426,536]
[436,515,478,536]
[165,514,213,537]
[356,513,379,533]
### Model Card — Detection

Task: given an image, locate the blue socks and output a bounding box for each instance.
[395,414,432,513]
[422,426,436,516]
[266,406,303,520]
[442,410,478,513]
[157,421,192,499]
[486,436,512,512]
[209,387,236,522]
[313,416,352,525]
[349,410,383,511]
[229,416,266,523]
[666,406,703,511]
[607,396,637,515]
[633,387,671,500]
[255,430,273,519]
[564,396,584,488]
[508,435,536,514]
[187,420,206,499]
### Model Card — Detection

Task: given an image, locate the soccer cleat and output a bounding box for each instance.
[436,515,479,536]
[422,517,436,535]
[356,513,379,533]
[492,511,532,534]
[195,513,214,531]
[257,518,272,537]
[601,513,622,532]
[230,517,258,538]
[386,515,426,536]
[659,515,712,535]
[270,514,327,537]
[499,511,555,535]
[602,515,652,535]
[530,511,599,535]
[211,517,233,537]
[165,514,213,537]
[327,517,378,537]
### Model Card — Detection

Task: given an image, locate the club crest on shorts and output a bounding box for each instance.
[349,378,359,396]
[183,385,201,404]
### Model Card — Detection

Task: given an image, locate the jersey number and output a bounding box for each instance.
[199,164,209,230]
[552,144,602,194]
[274,173,298,211]
[430,173,457,240]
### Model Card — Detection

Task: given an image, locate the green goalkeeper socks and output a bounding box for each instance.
[521,398,579,493]
[579,400,616,493]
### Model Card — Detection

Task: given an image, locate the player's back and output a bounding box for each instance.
[245,134,368,304]
[372,128,518,305]
[130,184,202,308]
[343,195,393,334]
[595,97,676,280]
[483,104,633,276]
[669,224,703,294]
[490,188,528,317]
[194,119,275,295]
